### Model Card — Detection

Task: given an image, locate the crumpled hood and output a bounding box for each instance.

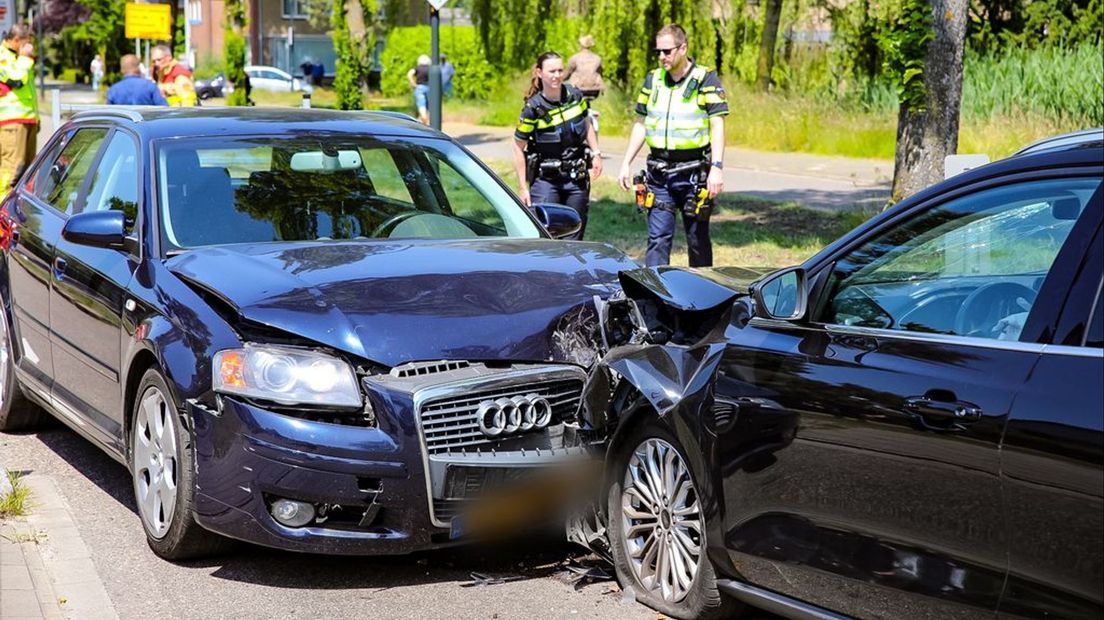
[166,239,637,367]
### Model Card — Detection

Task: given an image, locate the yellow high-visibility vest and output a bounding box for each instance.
[640,65,713,151]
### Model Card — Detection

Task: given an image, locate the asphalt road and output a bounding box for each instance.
[1,423,783,620]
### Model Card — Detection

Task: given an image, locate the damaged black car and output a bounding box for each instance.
[573,134,1103,619]
[0,108,634,560]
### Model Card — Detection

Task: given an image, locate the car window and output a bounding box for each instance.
[357,148,412,203]
[23,131,69,195]
[36,128,109,214]
[820,177,1102,341]
[82,132,139,221]
[157,136,539,249]
[1087,284,1103,348]
[431,155,510,232]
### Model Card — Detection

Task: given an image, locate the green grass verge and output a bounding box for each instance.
[0,471,31,519]
[482,158,872,268]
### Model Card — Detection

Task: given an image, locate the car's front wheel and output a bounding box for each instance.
[131,368,230,560]
[607,422,739,619]
[0,304,47,431]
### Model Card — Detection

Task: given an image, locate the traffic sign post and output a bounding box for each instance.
[426,0,449,130]
[125,3,172,41]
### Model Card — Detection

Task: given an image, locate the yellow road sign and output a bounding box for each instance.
[125,3,172,41]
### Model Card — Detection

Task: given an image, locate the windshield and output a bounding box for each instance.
[156,135,541,250]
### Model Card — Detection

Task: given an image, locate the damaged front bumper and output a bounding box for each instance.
[190,361,595,555]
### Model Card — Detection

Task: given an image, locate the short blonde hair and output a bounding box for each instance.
[655,24,687,46]
[578,35,595,49]
[417,55,431,66]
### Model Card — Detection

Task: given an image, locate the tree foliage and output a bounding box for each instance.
[333,0,366,110]
[224,0,248,106]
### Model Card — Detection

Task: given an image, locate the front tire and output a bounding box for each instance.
[131,368,230,560]
[607,422,738,620]
[0,304,46,431]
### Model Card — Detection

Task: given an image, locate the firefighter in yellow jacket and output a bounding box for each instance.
[151,45,197,107]
[0,24,39,194]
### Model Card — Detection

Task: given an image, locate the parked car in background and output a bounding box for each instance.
[244,65,306,93]
[0,107,633,561]
[195,72,229,100]
[574,130,1104,619]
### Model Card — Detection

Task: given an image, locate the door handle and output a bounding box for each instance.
[904,394,983,430]
[53,256,67,280]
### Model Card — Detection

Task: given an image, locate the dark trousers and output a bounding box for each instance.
[530,177,590,241]
[645,165,712,267]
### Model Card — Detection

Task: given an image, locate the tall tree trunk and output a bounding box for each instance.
[892,0,968,201]
[755,0,784,91]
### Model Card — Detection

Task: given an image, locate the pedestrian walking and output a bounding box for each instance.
[106,55,168,106]
[617,24,727,267]
[311,61,324,87]
[565,35,604,133]
[90,54,104,90]
[151,45,197,107]
[441,54,455,98]
[512,51,601,240]
[407,55,431,125]
[0,24,39,195]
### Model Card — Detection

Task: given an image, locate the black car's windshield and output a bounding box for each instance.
[156,135,541,249]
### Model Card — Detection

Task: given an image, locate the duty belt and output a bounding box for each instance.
[534,157,588,181]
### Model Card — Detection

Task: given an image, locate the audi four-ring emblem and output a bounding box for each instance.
[476,394,553,437]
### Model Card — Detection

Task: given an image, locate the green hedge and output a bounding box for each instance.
[380,25,496,100]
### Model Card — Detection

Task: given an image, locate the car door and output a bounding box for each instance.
[50,128,141,451]
[5,127,109,397]
[997,209,1103,619]
[715,172,1103,618]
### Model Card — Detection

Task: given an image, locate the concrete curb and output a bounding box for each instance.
[1,472,119,620]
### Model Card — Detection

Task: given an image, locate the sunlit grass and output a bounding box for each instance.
[482,158,872,268]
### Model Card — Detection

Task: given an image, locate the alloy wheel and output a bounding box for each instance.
[620,437,703,603]
[133,386,179,538]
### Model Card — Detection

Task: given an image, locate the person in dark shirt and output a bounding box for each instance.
[106,54,168,106]
[311,61,324,87]
[511,51,601,240]
[406,55,431,125]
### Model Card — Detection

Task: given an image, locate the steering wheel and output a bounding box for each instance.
[953,282,1037,338]
[371,211,426,238]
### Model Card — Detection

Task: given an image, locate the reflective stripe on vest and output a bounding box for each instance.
[0,47,37,122]
[644,66,710,151]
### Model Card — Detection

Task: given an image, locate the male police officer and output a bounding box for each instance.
[617,24,727,267]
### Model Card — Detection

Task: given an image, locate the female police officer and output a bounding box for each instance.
[511,51,602,240]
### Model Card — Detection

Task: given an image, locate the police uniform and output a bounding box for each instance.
[515,85,593,240]
[636,62,727,267]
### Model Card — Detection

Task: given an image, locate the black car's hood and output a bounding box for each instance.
[166,239,637,367]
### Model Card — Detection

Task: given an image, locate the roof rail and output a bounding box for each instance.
[1014,128,1103,156]
[367,110,419,123]
[69,106,145,123]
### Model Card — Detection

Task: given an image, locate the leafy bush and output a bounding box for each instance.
[380,25,498,101]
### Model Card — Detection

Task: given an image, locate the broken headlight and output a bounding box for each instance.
[213,344,361,408]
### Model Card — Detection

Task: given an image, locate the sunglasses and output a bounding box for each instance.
[655,45,682,57]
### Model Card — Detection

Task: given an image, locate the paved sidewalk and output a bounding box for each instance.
[443,121,892,211]
[1,469,118,620]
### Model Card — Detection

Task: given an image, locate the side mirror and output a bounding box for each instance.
[750,267,808,321]
[62,210,128,250]
[532,203,582,239]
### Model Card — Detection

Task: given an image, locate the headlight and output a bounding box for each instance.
[213,345,361,408]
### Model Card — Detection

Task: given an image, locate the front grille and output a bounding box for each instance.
[419,379,583,455]
[433,499,466,522]
[391,360,471,378]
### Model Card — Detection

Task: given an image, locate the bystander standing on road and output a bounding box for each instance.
[565,35,604,131]
[106,54,168,106]
[512,51,601,240]
[311,61,324,87]
[90,53,104,90]
[0,24,39,195]
[151,45,197,107]
[441,54,456,98]
[408,55,431,125]
[617,24,727,267]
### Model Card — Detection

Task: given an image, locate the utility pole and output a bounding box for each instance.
[426,0,448,130]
